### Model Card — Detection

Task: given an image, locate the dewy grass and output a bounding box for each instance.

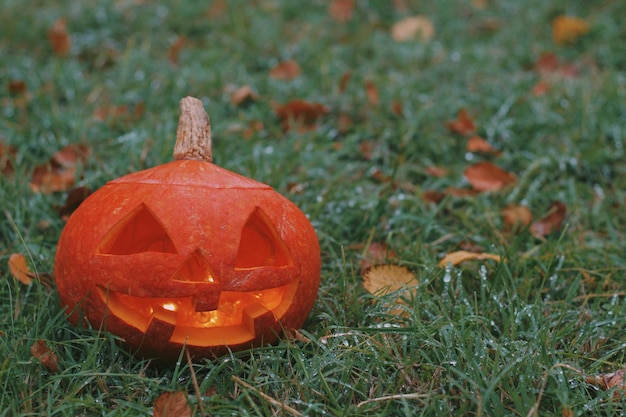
[1,0,626,415]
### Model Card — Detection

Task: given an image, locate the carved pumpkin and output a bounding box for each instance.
[54,97,320,362]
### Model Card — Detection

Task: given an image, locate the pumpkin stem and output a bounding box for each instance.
[174,96,213,162]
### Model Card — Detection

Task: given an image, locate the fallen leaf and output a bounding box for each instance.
[535,52,560,74]
[153,391,191,417]
[338,71,352,93]
[284,328,312,343]
[269,60,301,81]
[530,201,566,237]
[438,251,501,267]
[8,79,27,95]
[30,144,90,193]
[56,186,91,220]
[328,0,355,23]
[8,253,33,285]
[552,15,590,45]
[391,16,435,42]
[273,100,329,132]
[501,204,532,232]
[30,340,59,373]
[466,136,500,155]
[48,18,71,56]
[447,109,476,136]
[422,189,446,204]
[585,368,626,399]
[364,80,379,106]
[0,142,17,176]
[242,120,264,139]
[424,166,449,177]
[464,161,516,192]
[358,140,377,160]
[531,80,551,96]
[363,264,418,315]
[168,35,186,66]
[471,0,488,9]
[230,85,258,106]
[360,242,397,272]
[391,100,404,116]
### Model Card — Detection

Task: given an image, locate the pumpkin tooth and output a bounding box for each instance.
[242,303,276,336]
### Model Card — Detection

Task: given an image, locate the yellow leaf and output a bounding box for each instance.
[391,16,435,42]
[363,264,418,296]
[438,251,501,267]
[552,15,590,45]
[363,264,418,316]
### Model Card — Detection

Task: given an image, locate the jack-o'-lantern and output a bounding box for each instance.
[54,97,320,363]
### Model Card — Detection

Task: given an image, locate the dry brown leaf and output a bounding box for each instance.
[360,242,397,272]
[466,136,500,155]
[438,251,501,267]
[391,100,404,116]
[328,0,355,23]
[447,109,476,136]
[364,80,379,105]
[153,391,191,417]
[424,166,449,178]
[8,253,33,285]
[8,79,27,95]
[422,189,446,204]
[30,144,90,193]
[168,36,186,66]
[56,186,91,220]
[585,368,626,399]
[530,201,567,237]
[502,204,532,232]
[464,161,516,192]
[269,60,301,81]
[338,71,352,93]
[273,100,329,132]
[48,18,71,56]
[30,340,59,373]
[391,16,435,42]
[531,80,551,96]
[230,85,258,106]
[0,142,17,176]
[552,15,590,45]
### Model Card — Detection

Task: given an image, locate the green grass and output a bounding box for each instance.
[1,0,626,415]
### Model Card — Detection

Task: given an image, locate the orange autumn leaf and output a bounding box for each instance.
[48,18,71,56]
[328,0,355,23]
[447,109,476,136]
[466,136,500,155]
[273,100,329,132]
[501,204,533,232]
[8,79,27,95]
[230,85,258,106]
[8,253,33,285]
[338,70,352,93]
[30,340,59,373]
[464,161,516,192]
[530,201,567,237]
[363,264,418,316]
[391,16,435,42]
[269,60,301,81]
[153,391,191,417]
[552,15,590,45]
[438,251,501,267]
[30,144,91,193]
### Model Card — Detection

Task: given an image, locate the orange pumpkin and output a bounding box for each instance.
[54,97,320,362]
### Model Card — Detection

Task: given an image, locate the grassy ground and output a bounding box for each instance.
[1,0,625,415]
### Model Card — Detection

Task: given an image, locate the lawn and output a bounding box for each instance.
[1,0,625,416]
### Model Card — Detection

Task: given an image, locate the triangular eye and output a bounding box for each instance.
[234,207,292,269]
[173,249,217,283]
[97,203,177,255]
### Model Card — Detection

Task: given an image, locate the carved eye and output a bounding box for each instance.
[97,203,177,255]
[234,207,292,269]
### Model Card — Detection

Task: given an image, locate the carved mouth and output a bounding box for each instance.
[96,281,298,346]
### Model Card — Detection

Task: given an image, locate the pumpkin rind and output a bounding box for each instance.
[54,101,320,362]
